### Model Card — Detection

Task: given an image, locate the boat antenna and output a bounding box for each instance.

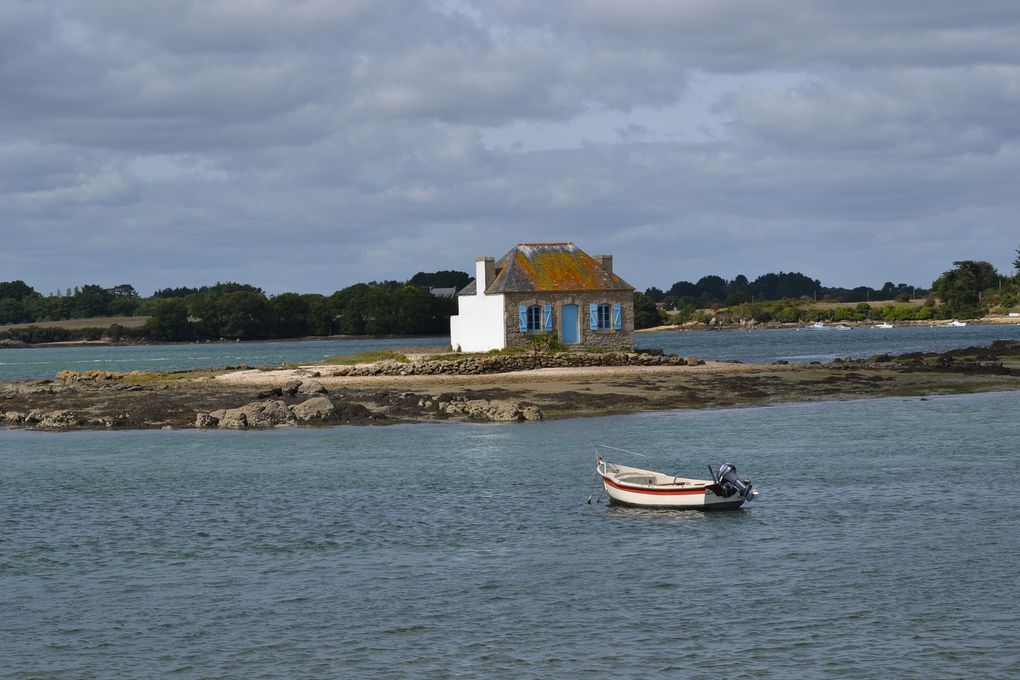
[594,444,649,459]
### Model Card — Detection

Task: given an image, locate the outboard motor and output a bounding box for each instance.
[715,463,755,500]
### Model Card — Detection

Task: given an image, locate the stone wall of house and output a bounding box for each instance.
[327,350,692,377]
[502,291,635,351]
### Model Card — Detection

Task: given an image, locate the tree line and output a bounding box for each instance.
[2,249,1018,342]
[642,271,925,308]
[634,248,1020,327]
[0,275,466,343]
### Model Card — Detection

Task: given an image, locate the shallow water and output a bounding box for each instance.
[0,336,449,380]
[645,322,1019,364]
[3,392,1019,678]
[1,323,1016,380]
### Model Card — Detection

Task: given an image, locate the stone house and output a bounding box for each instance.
[449,242,635,352]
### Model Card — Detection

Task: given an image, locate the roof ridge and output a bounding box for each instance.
[517,241,574,246]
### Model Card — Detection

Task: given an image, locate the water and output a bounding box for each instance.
[1,324,1017,380]
[0,336,449,381]
[643,323,1020,364]
[3,392,1019,678]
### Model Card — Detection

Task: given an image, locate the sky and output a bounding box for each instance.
[2,0,1019,297]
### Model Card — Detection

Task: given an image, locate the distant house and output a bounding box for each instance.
[449,242,635,352]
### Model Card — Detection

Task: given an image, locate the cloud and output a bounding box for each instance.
[1,0,1020,295]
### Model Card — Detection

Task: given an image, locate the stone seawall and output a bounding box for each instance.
[328,351,697,377]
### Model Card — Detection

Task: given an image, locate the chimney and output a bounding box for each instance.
[475,256,495,294]
[598,254,613,274]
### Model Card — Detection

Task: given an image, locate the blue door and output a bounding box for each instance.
[561,304,579,344]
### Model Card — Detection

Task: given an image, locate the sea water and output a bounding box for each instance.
[0,323,1016,380]
[3,391,1019,678]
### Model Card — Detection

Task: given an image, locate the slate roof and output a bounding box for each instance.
[459,242,633,295]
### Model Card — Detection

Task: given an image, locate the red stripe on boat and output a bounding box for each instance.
[601,476,707,496]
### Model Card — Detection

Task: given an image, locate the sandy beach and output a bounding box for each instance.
[3,342,1019,429]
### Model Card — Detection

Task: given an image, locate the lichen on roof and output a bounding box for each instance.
[483,242,633,293]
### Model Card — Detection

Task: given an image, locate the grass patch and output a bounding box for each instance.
[0,316,150,331]
[319,350,411,365]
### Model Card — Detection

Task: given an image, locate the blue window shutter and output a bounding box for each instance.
[518,304,528,332]
[590,304,599,330]
[543,304,553,332]
[613,303,622,330]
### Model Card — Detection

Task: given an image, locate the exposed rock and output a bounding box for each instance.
[256,387,283,399]
[522,406,544,421]
[290,396,335,422]
[214,400,295,429]
[281,381,302,396]
[56,370,121,383]
[439,398,543,422]
[195,412,219,429]
[327,351,687,377]
[335,402,374,422]
[296,379,328,395]
[26,409,83,429]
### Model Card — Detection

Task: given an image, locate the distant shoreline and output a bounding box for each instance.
[636,316,1020,333]
[3,316,1020,349]
[0,333,450,350]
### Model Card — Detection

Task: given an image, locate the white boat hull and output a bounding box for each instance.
[601,477,746,510]
[596,459,754,510]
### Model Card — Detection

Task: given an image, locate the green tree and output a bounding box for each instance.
[1014,245,1020,275]
[931,260,998,317]
[0,281,42,323]
[144,299,191,341]
[633,292,663,329]
[407,270,470,291]
[332,284,372,335]
[302,294,336,336]
[108,284,141,316]
[220,291,272,339]
[73,284,114,318]
[270,292,311,338]
[392,285,435,334]
[695,275,728,304]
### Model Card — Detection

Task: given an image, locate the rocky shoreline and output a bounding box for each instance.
[2,343,1019,431]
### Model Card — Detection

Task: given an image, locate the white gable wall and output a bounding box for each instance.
[450,292,505,352]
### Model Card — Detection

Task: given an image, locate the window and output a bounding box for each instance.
[590,302,623,331]
[527,304,542,331]
[519,304,553,332]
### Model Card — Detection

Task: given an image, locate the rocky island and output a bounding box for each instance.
[2,342,1019,430]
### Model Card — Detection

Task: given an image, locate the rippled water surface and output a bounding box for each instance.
[3,392,1019,678]
[645,322,1019,364]
[0,336,449,380]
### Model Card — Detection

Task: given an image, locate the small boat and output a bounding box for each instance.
[806,321,827,330]
[944,320,968,327]
[874,322,894,329]
[831,324,852,330]
[593,451,757,510]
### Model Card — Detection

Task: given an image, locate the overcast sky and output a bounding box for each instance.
[2,0,1018,296]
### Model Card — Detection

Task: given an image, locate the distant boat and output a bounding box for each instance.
[944,320,968,327]
[807,321,852,330]
[874,322,894,329]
